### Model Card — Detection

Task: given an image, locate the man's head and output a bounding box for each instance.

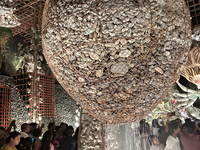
[168,121,180,135]
[60,123,67,131]
[48,122,55,131]
[29,123,37,131]
[185,121,196,134]
[64,126,74,137]
[21,123,30,133]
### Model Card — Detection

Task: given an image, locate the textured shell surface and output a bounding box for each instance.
[42,0,192,124]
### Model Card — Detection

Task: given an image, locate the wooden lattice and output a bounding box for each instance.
[0,84,11,128]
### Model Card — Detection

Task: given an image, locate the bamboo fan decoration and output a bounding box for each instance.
[181,47,200,89]
[42,0,192,124]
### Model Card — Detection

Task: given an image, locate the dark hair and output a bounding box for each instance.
[32,129,41,137]
[21,123,29,132]
[168,121,179,135]
[29,123,37,128]
[48,122,55,130]
[185,122,195,133]
[64,126,74,137]
[140,123,150,134]
[6,131,20,143]
[55,126,60,132]
[139,119,146,125]
[60,123,65,126]
[21,137,32,150]
[60,123,68,130]
[175,118,181,122]
[0,127,5,131]
[40,131,52,150]
[152,119,159,128]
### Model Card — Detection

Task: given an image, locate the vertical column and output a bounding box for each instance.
[79,110,104,150]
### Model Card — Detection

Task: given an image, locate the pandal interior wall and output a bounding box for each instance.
[0,75,80,130]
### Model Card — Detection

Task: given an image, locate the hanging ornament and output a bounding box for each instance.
[42,0,191,124]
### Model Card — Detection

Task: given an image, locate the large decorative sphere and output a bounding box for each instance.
[42,0,191,124]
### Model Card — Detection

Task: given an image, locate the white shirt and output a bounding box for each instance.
[20,131,29,138]
[150,144,164,150]
[164,135,181,150]
[152,127,159,136]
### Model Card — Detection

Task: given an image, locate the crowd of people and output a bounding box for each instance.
[1,117,200,150]
[140,117,200,150]
[0,121,79,150]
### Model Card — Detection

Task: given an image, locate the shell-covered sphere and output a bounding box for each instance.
[42,0,191,124]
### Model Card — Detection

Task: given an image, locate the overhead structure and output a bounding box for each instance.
[185,0,200,26]
[13,0,45,43]
[42,0,192,124]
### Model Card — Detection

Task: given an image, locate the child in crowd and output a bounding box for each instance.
[164,121,181,150]
[150,135,164,150]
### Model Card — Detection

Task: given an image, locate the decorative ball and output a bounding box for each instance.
[42,0,191,124]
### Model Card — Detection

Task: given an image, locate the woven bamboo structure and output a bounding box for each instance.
[42,0,192,124]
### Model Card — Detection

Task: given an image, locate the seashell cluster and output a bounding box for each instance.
[79,110,104,150]
[0,6,21,28]
[0,0,14,7]
[192,26,200,42]
[42,0,192,124]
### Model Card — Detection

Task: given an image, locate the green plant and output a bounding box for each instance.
[0,27,12,37]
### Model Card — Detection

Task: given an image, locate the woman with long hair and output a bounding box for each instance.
[39,131,54,150]
[1,131,21,150]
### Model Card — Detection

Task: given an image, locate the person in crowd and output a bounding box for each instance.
[0,127,8,148]
[51,131,59,150]
[59,123,67,132]
[59,126,76,150]
[175,119,182,129]
[29,123,37,138]
[29,123,37,132]
[55,126,60,132]
[1,131,21,150]
[20,124,30,138]
[21,137,32,150]
[39,131,54,150]
[32,129,41,150]
[54,126,62,141]
[47,123,55,133]
[73,127,79,150]
[180,120,200,150]
[149,135,164,150]
[164,121,181,150]
[7,120,17,133]
[152,119,161,136]
[59,123,67,140]
[158,126,168,146]
[140,122,151,150]
[139,119,146,134]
